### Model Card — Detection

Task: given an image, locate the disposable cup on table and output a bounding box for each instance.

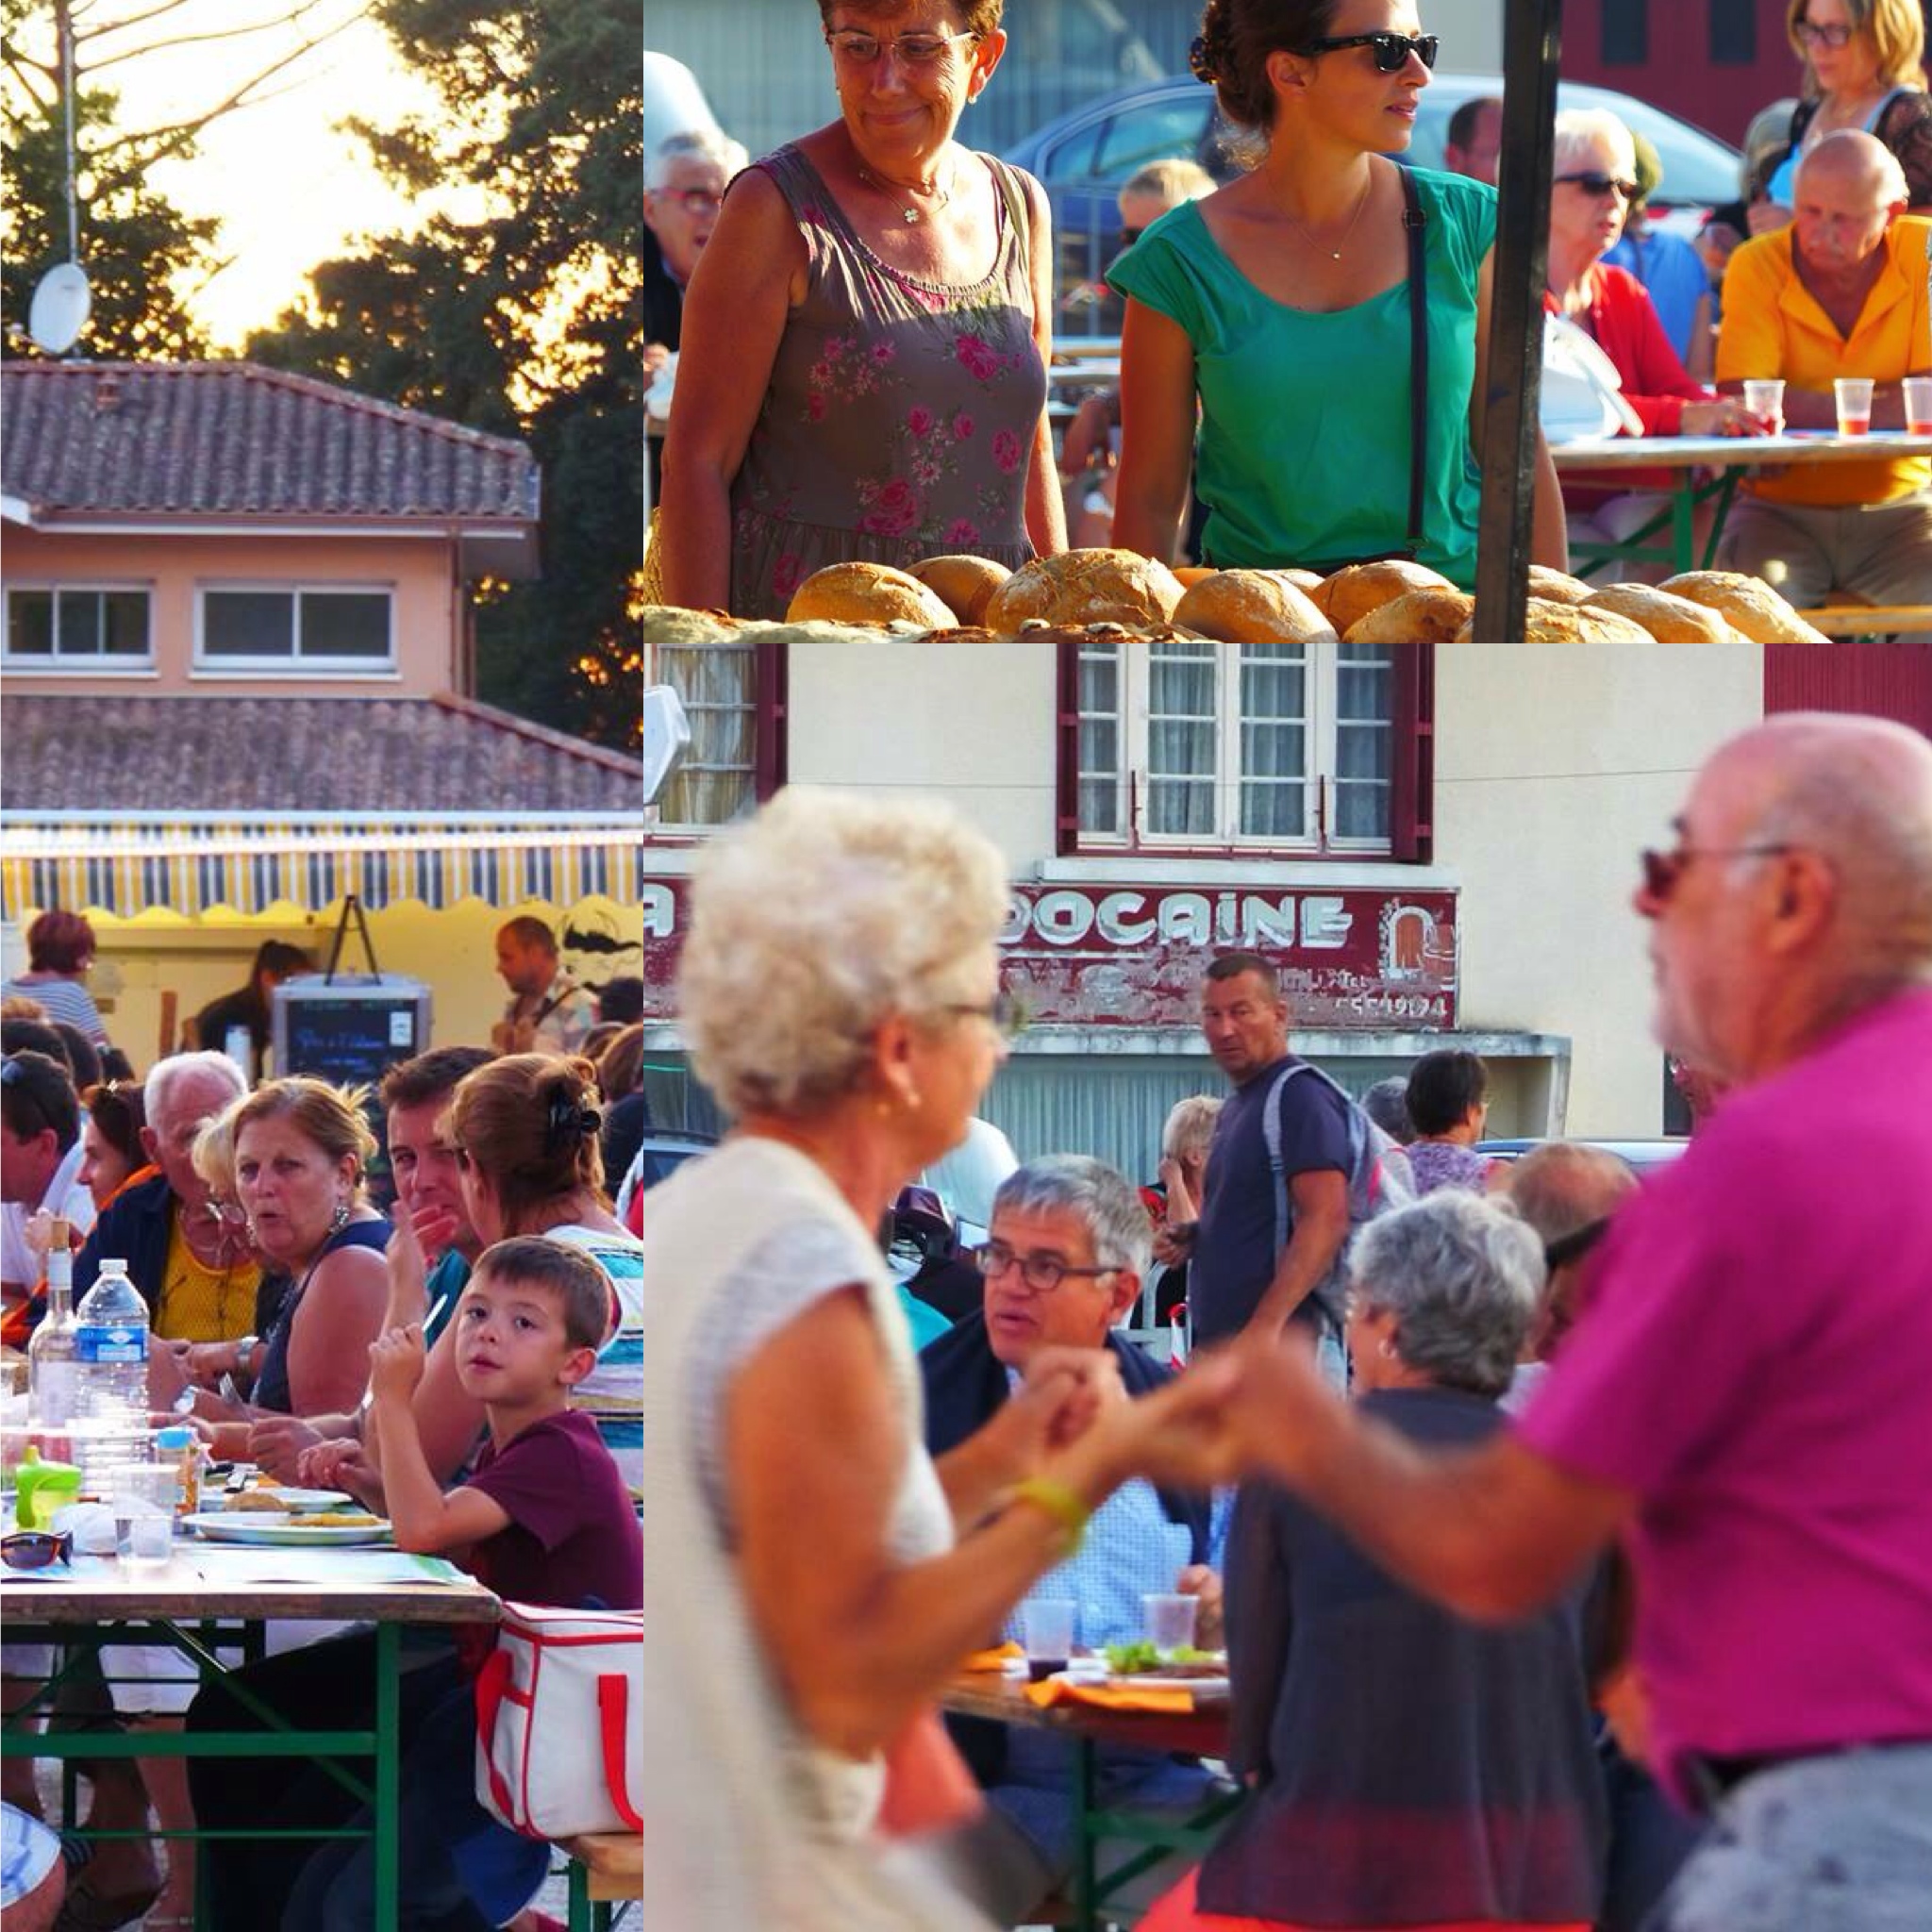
[126,1509,174,1564]
[1835,377,1874,436]
[1142,1592,1199,1654]
[1904,376,1932,437]
[1021,1597,1077,1680]
[1742,379,1785,435]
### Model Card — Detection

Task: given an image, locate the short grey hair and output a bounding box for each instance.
[1506,1142,1637,1246]
[144,1050,246,1127]
[647,128,748,193]
[992,1155,1152,1277]
[1351,1192,1544,1399]
[1360,1077,1415,1145]
[1552,107,1636,180]
[1160,1095,1222,1163]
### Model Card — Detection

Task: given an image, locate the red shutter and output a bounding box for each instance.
[1764,642,1932,735]
[1389,642,1436,862]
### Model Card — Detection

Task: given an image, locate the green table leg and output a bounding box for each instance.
[570,1856,591,1932]
[1701,471,1740,569]
[1074,1736,1099,1931]
[1673,480,1697,575]
[374,1621,400,1932]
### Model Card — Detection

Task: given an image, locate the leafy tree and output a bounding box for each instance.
[248,0,644,750]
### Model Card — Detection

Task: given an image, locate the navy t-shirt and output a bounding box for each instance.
[1191,1057,1353,1347]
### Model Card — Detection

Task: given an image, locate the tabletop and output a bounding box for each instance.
[1551,429,1932,472]
[941,1669,1229,1759]
[0,1543,502,1625]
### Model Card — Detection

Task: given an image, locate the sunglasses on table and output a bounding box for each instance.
[1638,841,1795,903]
[1557,171,1641,201]
[1305,31,1440,71]
[824,25,981,66]
[1793,19,1855,48]
[2,1529,75,1571]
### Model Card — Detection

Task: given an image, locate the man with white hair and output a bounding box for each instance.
[1212,714,1932,1928]
[1716,129,1932,605]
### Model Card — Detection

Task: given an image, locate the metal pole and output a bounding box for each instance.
[1472,0,1563,640]
[57,0,79,263]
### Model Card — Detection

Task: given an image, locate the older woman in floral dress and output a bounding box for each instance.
[656,0,1066,616]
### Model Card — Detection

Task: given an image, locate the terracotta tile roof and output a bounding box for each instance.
[0,693,640,814]
[1,361,539,524]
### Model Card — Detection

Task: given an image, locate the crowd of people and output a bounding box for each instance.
[641,0,1932,619]
[637,707,1932,1931]
[0,913,652,1932]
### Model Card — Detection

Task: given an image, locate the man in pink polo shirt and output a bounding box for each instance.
[1206,713,1932,1928]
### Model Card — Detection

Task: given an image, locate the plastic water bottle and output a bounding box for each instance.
[73,1257,151,1420]
[27,1218,79,1428]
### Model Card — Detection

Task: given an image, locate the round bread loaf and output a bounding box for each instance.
[1657,571,1828,643]
[909,555,1012,626]
[1344,588,1474,644]
[1323,560,1458,636]
[1278,568,1327,600]
[1174,570,1337,642]
[787,561,958,629]
[1174,567,1219,589]
[1525,565,1599,606]
[982,549,1187,634]
[1582,583,1741,642]
[1453,596,1653,642]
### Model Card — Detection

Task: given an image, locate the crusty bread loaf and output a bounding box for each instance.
[1344,588,1474,644]
[1525,565,1599,606]
[1278,569,1327,600]
[1173,567,1219,589]
[1453,596,1654,642]
[1323,560,1459,636]
[1582,583,1742,642]
[642,606,740,641]
[909,555,1012,626]
[1657,571,1829,642]
[983,549,1187,634]
[787,561,958,629]
[1174,570,1337,642]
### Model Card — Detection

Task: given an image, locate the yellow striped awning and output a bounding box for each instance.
[1,819,641,918]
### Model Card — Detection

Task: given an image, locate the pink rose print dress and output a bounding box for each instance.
[728,143,1047,619]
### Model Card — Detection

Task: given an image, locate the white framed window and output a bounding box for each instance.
[194,584,394,672]
[3,585,154,670]
[643,639,758,827]
[1077,639,1395,853]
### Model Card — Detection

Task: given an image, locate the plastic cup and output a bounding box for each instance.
[1835,377,1874,436]
[1021,1597,1077,1680]
[1743,379,1785,435]
[127,1510,174,1564]
[1905,376,1932,437]
[1143,1592,1199,1655]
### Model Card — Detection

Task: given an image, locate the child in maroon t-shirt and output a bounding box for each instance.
[284,1237,641,1932]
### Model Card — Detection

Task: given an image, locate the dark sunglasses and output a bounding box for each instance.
[1557,171,1641,201]
[1306,30,1440,71]
[2,1529,75,1571]
[1639,841,1794,903]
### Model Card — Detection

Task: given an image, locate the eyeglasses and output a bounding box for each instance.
[664,188,724,218]
[1305,31,1440,72]
[974,1240,1116,1293]
[1794,19,1855,49]
[942,991,1026,1040]
[1639,842,1795,903]
[1557,171,1641,201]
[824,25,981,67]
[2,1529,74,1571]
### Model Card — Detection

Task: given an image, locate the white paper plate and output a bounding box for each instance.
[183,1513,392,1547]
[1112,1674,1230,1699]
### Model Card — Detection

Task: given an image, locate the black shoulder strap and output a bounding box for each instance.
[1401,167,1429,551]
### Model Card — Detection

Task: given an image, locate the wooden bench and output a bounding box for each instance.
[560,1833,641,1931]
[1794,605,1932,640]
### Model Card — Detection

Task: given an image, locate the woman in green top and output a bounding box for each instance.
[1110,0,1567,588]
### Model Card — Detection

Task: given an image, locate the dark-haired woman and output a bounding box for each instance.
[1112,0,1567,584]
[77,1080,153,1214]
[658,0,1067,616]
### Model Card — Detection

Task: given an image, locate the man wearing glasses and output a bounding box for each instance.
[1210,712,1932,1930]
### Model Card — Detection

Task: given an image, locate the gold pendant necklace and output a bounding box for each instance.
[1281,169,1375,261]
[858,160,951,225]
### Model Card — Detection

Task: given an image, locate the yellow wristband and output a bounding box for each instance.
[1007,1476,1090,1557]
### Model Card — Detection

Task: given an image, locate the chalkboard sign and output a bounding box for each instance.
[272,974,431,1090]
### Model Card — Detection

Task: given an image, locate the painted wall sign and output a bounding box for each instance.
[643,876,1457,1031]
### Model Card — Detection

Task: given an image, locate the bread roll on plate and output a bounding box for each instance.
[1344,588,1474,643]
[909,555,1011,626]
[1657,571,1829,642]
[1525,565,1599,606]
[984,549,1187,633]
[1582,583,1742,642]
[788,561,957,629]
[1453,596,1653,642]
[1174,570,1337,642]
[1323,560,1458,636]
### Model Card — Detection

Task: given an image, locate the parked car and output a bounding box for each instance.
[1006,74,1740,332]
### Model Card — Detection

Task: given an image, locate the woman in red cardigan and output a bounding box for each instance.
[1545,108,1768,575]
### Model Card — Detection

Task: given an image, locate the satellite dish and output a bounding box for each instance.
[28,262,91,356]
[641,685,691,806]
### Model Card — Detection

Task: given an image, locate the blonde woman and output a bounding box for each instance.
[639,789,1231,1928]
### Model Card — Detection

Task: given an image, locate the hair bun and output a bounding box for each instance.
[1188,33,1218,82]
[542,1085,602,1155]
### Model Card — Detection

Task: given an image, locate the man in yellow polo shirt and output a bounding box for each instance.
[1716,130,1931,607]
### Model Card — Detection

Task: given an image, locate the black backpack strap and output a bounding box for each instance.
[1401,166,1429,552]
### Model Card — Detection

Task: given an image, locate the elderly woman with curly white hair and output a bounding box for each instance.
[637,787,1232,1930]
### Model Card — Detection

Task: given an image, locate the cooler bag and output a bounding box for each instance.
[475,1601,644,1840]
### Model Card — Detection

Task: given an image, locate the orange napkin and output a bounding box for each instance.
[1024,1678,1196,1714]
[960,1641,1024,1673]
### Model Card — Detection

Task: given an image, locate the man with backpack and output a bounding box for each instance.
[1165,952,1401,1388]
